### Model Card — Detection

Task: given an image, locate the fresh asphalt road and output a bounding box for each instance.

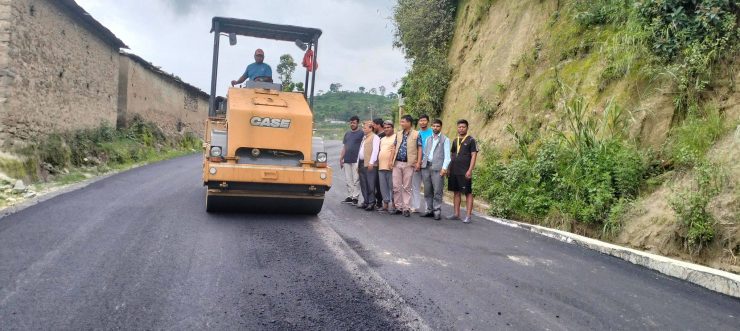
[0,141,738,330]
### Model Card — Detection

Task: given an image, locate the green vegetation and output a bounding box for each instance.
[393,0,457,117]
[572,0,739,114]
[666,106,727,168]
[313,90,396,122]
[311,90,396,139]
[1,115,200,186]
[463,0,739,255]
[477,92,646,229]
[670,162,724,253]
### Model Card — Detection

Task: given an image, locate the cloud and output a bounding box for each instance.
[164,0,227,16]
[75,0,407,95]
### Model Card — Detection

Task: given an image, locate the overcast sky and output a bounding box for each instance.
[76,0,407,96]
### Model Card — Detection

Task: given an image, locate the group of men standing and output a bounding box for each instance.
[340,115,478,223]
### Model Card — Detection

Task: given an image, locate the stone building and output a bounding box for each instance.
[0,0,209,146]
[118,53,208,137]
[0,0,126,145]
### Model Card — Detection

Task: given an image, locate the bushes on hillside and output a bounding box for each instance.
[477,95,647,229]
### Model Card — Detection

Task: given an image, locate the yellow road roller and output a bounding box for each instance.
[203,17,331,214]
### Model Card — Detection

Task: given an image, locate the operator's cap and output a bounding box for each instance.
[255,48,265,56]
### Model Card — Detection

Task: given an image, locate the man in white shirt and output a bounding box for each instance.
[420,119,451,220]
[357,121,381,211]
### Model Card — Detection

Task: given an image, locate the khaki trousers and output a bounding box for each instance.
[392,161,414,211]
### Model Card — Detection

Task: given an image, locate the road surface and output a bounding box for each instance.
[0,141,738,330]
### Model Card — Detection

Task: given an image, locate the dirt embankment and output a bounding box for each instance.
[444,0,739,273]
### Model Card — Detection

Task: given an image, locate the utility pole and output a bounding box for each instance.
[398,95,405,127]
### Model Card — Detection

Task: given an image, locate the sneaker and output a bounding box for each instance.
[421,211,434,218]
[446,215,460,220]
[403,210,411,217]
[462,216,471,223]
[365,205,376,211]
[434,211,441,220]
[352,199,359,205]
[342,197,353,203]
[357,203,367,209]
[410,208,418,214]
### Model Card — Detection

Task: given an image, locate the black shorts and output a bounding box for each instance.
[448,175,472,194]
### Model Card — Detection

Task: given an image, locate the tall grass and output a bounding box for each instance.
[476,91,645,229]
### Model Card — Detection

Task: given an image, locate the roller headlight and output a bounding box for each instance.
[316,152,327,163]
[210,146,222,157]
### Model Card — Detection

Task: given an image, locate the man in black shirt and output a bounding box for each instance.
[340,116,363,205]
[447,119,479,223]
[372,118,386,208]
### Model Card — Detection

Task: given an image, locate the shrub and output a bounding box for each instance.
[637,0,739,110]
[38,133,71,170]
[476,94,646,228]
[473,95,498,122]
[670,162,723,253]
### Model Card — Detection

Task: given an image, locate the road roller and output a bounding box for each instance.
[203,17,331,214]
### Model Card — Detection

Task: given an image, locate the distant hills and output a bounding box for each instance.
[313,91,397,123]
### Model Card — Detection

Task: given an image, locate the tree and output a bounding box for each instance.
[359,86,366,93]
[379,85,386,96]
[277,54,297,91]
[295,82,305,92]
[393,0,457,59]
[369,88,378,95]
[329,83,342,92]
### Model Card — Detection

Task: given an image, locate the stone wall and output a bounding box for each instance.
[118,53,208,137]
[0,0,120,145]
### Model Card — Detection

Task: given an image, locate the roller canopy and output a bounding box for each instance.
[211,17,322,42]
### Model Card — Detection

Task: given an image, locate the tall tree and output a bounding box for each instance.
[379,85,386,96]
[359,86,366,93]
[329,83,342,92]
[369,88,378,95]
[277,54,297,91]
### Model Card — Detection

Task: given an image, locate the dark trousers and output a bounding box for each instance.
[374,168,382,206]
[358,163,377,206]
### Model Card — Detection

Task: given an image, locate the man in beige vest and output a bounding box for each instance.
[391,115,422,217]
[357,121,380,211]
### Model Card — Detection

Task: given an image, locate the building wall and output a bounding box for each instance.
[118,55,208,137]
[0,0,119,144]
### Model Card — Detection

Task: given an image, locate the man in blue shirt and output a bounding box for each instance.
[231,48,273,86]
[411,114,432,213]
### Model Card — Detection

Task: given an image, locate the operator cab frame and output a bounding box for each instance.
[208,17,322,118]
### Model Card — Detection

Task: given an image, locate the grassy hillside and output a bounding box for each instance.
[394,0,739,272]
